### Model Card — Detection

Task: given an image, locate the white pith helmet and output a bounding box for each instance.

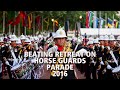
[99,35,104,41]
[54,28,67,38]
[103,35,109,41]
[109,34,115,41]
[117,36,120,40]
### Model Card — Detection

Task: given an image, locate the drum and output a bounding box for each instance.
[11,64,21,71]
[31,58,37,64]
[11,64,22,79]
[22,59,30,63]
[11,61,34,79]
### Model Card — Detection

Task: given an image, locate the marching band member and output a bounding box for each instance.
[47,28,77,79]
[0,30,120,79]
[3,35,18,79]
[85,40,96,79]
[0,37,4,79]
[115,35,120,65]
[97,35,105,79]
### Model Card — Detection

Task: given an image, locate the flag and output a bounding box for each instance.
[28,16,31,29]
[30,13,32,23]
[116,21,118,28]
[89,11,94,28]
[54,20,59,31]
[35,16,42,30]
[96,17,99,28]
[19,11,27,27]
[6,18,14,27]
[86,11,89,28]
[113,19,119,28]
[11,14,21,26]
[118,22,120,28]
[22,14,28,27]
[99,17,104,28]
[36,16,40,24]
[107,18,113,28]
[28,14,32,29]
[19,11,26,18]
[44,17,49,30]
[10,11,27,26]
[7,19,13,24]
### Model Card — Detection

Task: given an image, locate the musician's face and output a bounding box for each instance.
[109,41,115,47]
[100,40,104,45]
[89,44,93,48]
[0,42,4,46]
[104,40,108,46]
[21,39,25,45]
[94,43,99,46]
[11,41,16,47]
[55,38,66,46]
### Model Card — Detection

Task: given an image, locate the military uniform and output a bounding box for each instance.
[48,42,76,79]
[48,28,76,79]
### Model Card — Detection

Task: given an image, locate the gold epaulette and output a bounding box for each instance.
[18,47,22,51]
[26,44,31,50]
[19,49,22,55]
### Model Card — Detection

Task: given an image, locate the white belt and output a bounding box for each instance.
[107,60,115,63]
[8,59,14,61]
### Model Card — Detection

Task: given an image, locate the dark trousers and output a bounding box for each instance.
[98,65,105,79]
[76,64,85,74]
[90,63,97,79]
[0,73,2,79]
[85,63,97,79]
[102,69,114,79]
[85,63,91,79]
[6,65,12,79]
[6,61,13,79]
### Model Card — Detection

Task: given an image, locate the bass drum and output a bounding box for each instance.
[112,65,120,79]
[11,64,22,79]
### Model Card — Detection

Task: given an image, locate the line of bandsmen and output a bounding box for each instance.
[0,33,47,79]
[71,34,120,79]
[0,29,120,79]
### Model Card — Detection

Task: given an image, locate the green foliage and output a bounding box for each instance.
[0,11,120,34]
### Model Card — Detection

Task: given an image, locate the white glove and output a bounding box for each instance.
[107,46,110,50]
[91,60,95,63]
[5,61,12,67]
[107,64,112,70]
[102,45,104,49]
[34,43,38,50]
[47,45,58,53]
[100,61,104,65]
